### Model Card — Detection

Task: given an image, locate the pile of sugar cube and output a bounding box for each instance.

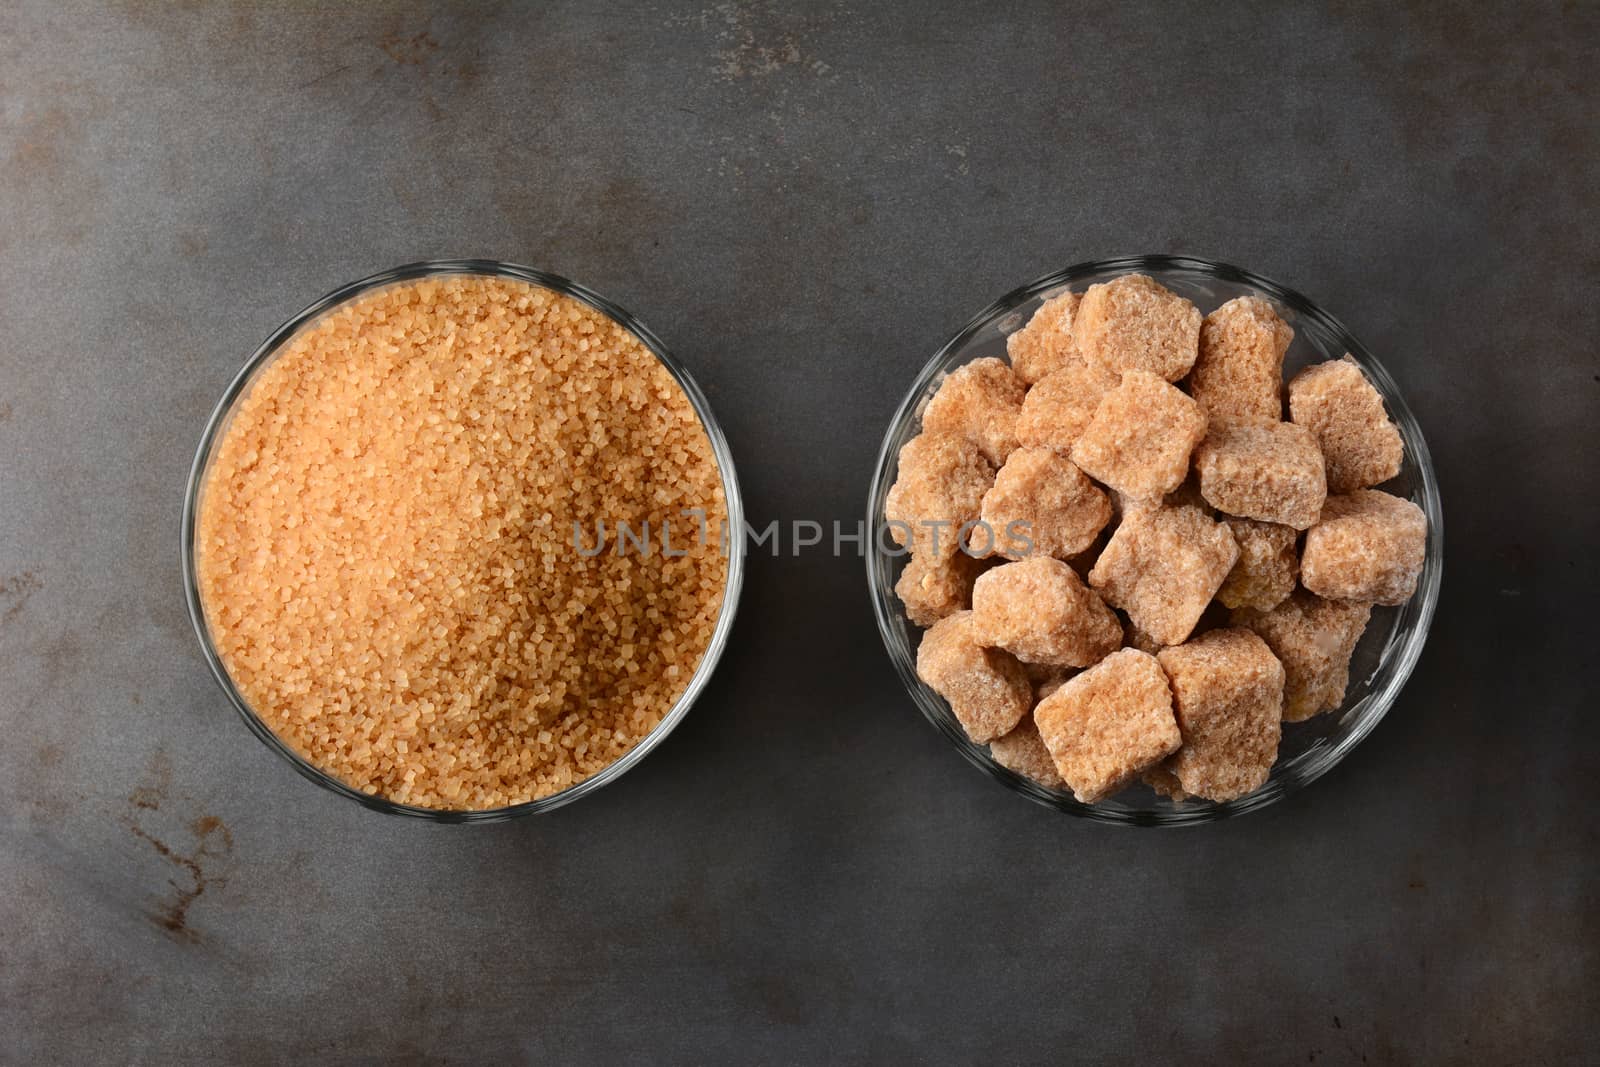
[888,273,1428,804]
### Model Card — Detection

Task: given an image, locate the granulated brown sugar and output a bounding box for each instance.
[196,274,728,810]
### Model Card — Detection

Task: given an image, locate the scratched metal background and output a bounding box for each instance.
[1,1,1595,1063]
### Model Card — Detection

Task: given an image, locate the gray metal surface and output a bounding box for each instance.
[1,2,1594,1062]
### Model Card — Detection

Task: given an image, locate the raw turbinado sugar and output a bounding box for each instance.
[1071,370,1208,500]
[1288,357,1403,493]
[195,275,730,810]
[971,557,1122,668]
[1216,518,1299,612]
[1033,671,1072,701]
[1074,273,1202,382]
[1120,596,1232,655]
[921,356,1025,466]
[1014,360,1120,456]
[1301,490,1427,605]
[916,610,1031,743]
[895,550,987,627]
[1034,649,1182,803]
[884,431,995,559]
[1142,765,1189,801]
[1233,590,1371,722]
[1023,659,1067,690]
[890,270,1432,807]
[1122,615,1165,655]
[1155,628,1285,802]
[989,718,1067,790]
[1089,504,1239,647]
[1189,296,1294,426]
[1006,291,1083,385]
[980,447,1112,560]
[1194,420,1327,530]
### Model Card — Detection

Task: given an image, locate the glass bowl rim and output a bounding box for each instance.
[181,259,746,823]
[864,254,1443,826]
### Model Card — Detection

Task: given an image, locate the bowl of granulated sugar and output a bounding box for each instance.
[184,261,743,820]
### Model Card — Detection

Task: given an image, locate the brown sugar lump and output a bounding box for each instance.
[1088,504,1238,647]
[895,550,987,628]
[1074,273,1202,382]
[1215,518,1299,612]
[195,275,729,810]
[1023,659,1066,689]
[915,611,1032,743]
[989,718,1067,790]
[1024,663,1074,707]
[971,557,1122,668]
[1288,357,1404,493]
[921,356,1026,466]
[1033,671,1072,701]
[884,432,995,559]
[1006,291,1083,385]
[980,447,1112,560]
[1233,591,1372,721]
[1122,616,1165,655]
[1014,359,1120,456]
[1071,370,1208,500]
[1142,765,1189,801]
[1194,420,1327,529]
[1301,489,1428,605]
[1190,296,1294,426]
[1033,649,1181,803]
[1159,473,1213,516]
[1155,629,1285,802]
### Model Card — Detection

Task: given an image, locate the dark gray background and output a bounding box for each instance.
[2,2,1595,1063]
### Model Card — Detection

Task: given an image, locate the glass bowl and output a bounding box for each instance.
[866,255,1442,825]
[182,260,745,822]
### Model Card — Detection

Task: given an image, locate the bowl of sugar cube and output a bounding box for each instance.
[867,255,1441,824]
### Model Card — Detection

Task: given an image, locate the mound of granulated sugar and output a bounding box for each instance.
[197,275,728,810]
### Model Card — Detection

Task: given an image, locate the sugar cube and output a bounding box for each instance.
[1142,765,1189,801]
[971,557,1122,668]
[1233,590,1371,721]
[1072,370,1208,500]
[1074,273,1202,381]
[1023,659,1066,689]
[1033,671,1072,701]
[1122,615,1164,655]
[1301,489,1427,605]
[915,610,1032,743]
[1014,359,1120,456]
[989,718,1067,790]
[1155,628,1284,802]
[1189,296,1294,425]
[884,431,995,559]
[1006,291,1082,385]
[1215,517,1298,612]
[1089,504,1238,647]
[921,356,1025,466]
[1288,356,1403,493]
[1194,420,1327,529]
[895,550,987,628]
[980,447,1112,560]
[1159,474,1214,515]
[1034,649,1181,803]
